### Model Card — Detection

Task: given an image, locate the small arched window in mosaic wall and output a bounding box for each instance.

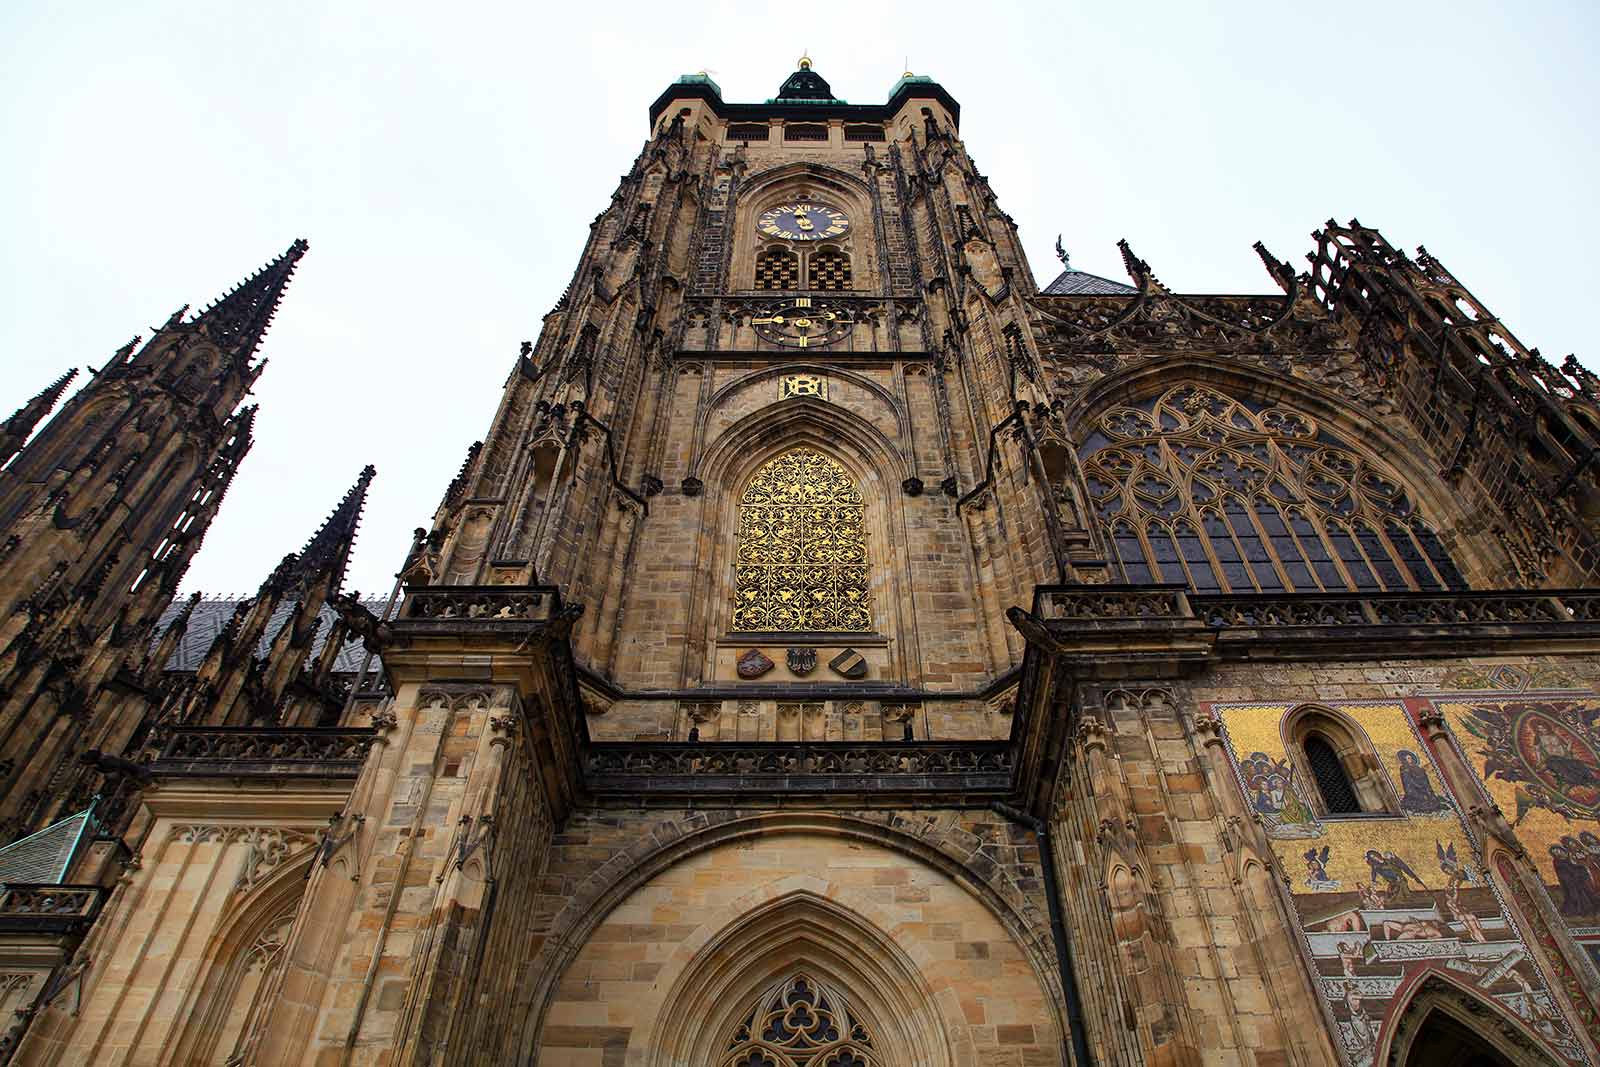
[721,973,881,1067]
[732,448,871,633]
[1303,732,1362,814]
[1078,384,1467,593]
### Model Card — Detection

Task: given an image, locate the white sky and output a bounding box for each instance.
[2,1,1595,598]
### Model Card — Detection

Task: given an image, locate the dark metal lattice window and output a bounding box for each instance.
[755,247,799,291]
[1304,733,1361,814]
[844,124,886,142]
[784,123,829,142]
[728,123,769,143]
[1079,384,1468,594]
[809,248,852,292]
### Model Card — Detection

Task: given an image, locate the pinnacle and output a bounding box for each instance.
[190,239,309,362]
[1,367,78,459]
[295,464,377,589]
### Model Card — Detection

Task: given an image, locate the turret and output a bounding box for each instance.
[0,368,76,468]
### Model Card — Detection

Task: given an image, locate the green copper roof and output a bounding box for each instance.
[888,73,935,97]
[674,72,722,98]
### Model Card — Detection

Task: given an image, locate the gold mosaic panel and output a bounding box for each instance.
[1213,700,1582,1067]
[1438,696,1600,931]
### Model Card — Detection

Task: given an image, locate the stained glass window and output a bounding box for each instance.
[1079,384,1467,593]
[1304,733,1362,814]
[722,974,881,1067]
[732,448,872,632]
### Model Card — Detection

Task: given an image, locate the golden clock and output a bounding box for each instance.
[758,201,849,242]
[751,297,853,349]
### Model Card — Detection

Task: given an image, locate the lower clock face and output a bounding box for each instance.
[751,298,853,348]
[758,201,849,242]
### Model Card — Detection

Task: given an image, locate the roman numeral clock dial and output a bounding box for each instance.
[758,201,850,242]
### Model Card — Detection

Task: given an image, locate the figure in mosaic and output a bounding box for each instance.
[1396,749,1448,814]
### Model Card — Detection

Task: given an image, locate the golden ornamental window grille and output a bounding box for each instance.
[1079,384,1467,593]
[722,974,881,1067]
[809,248,852,291]
[733,448,872,632]
[756,247,800,290]
[780,373,828,401]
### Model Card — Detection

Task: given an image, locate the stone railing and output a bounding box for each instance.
[152,727,376,779]
[584,741,1012,797]
[0,884,106,933]
[403,586,557,624]
[1035,586,1600,633]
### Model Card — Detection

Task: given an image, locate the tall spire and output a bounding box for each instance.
[296,464,376,589]
[0,368,76,465]
[190,238,309,361]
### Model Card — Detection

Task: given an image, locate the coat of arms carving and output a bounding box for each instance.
[736,648,775,679]
[786,647,817,676]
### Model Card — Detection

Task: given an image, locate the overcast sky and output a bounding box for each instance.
[2,1,1595,598]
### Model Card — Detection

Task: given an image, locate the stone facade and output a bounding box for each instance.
[2,59,1599,1067]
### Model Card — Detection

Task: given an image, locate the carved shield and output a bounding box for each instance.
[736,648,775,679]
[828,649,867,680]
[787,647,817,676]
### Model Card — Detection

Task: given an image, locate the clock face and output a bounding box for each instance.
[758,201,849,242]
[751,297,854,349]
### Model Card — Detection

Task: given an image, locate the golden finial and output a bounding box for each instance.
[798,52,812,70]
[903,56,913,78]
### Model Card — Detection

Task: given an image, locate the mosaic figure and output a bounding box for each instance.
[1364,848,1427,904]
[1550,841,1600,918]
[1303,845,1338,890]
[1238,751,1318,838]
[1396,749,1448,814]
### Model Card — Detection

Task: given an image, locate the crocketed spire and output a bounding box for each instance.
[190,238,309,361]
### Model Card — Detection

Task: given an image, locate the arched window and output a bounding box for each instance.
[809,247,852,291]
[1303,732,1362,814]
[722,973,882,1067]
[733,448,871,632]
[756,246,800,291]
[1079,384,1468,593]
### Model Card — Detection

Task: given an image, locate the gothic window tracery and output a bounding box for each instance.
[732,448,872,633]
[721,973,882,1067]
[756,246,801,290]
[1079,384,1467,593]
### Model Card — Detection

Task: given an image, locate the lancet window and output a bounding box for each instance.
[756,246,801,290]
[732,448,872,633]
[1303,733,1362,814]
[809,247,852,291]
[721,973,882,1067]
[1079,384,1467,593]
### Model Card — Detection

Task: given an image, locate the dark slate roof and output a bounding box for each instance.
[0,806,93,883]
[153,597,389,674]
[1041,268,1137,296]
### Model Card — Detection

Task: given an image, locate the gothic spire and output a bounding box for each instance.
[296,464,376,590]
[190,238,309,361]
[0,368,76,464]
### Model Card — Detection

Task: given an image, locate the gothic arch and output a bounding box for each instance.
[642,890,962,1067]
[1064,361,1479,592]
[517,810,1062,1066]
[1377,972,1561,1067]
[1279,702,1401,816]
[688,399,919,680]
[705,361,907,441]
[732,162,879,292]
[164,848,314,1065]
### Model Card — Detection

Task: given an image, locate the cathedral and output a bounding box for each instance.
[0,57,1598,1067]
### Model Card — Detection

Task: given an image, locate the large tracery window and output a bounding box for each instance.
[722,974,882,1067]
[1081,384,1467,593]
[733,448,872,633]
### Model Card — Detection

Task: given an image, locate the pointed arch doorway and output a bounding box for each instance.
[646,891,962,1067]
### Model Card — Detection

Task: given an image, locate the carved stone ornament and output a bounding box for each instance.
[828,648,867,680]
[736,648,775,679]
[681,476,703,497]
[786,647,817,676]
